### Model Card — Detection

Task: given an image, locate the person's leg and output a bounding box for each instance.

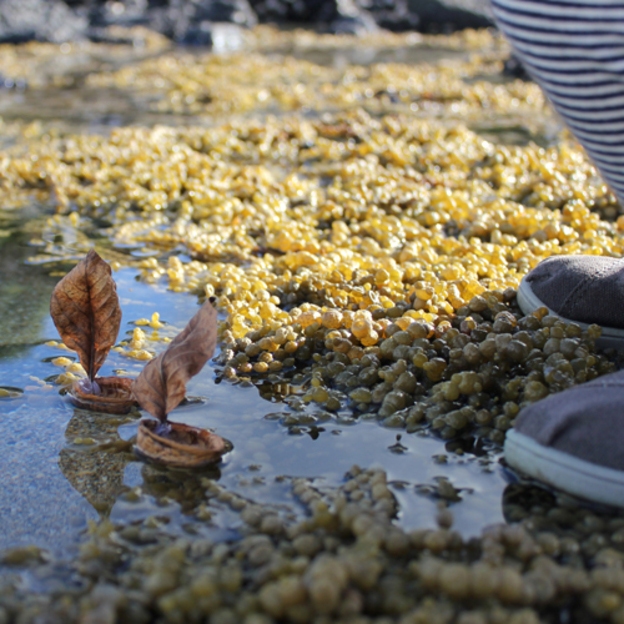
[492,0,624,206]
[491,1,624,506]
[491,0,624,350]
[491,0,624,347]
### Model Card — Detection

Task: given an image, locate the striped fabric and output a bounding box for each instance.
[491,0,624,205]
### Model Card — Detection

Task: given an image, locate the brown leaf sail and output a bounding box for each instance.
[50,250,122,381]
[132,300,217,421]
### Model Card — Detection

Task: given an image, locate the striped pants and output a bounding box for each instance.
[491,0,624,206]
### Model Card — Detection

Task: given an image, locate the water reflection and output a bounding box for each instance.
[0,263,511,559]
[501,479,624,527]
[0,224,57,359]
[140,461,222,514]
[267,43,467,69]
[58,408,137,515]
[58,405,224,518]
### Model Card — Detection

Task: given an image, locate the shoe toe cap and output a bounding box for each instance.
[523,255,624,328]
[512,372,624,471]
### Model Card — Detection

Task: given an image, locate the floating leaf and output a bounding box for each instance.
[50,250,121,382]
[132,300,217,421]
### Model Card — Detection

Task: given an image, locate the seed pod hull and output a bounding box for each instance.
[68,377,136,414]
[135,418,230,468]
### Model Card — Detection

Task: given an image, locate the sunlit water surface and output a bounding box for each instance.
[0,38,531,569]
[0,225,508,562]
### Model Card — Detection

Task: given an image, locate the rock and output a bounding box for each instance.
[357,0,419,32]
[326,0,378,34]
[0,0,88,43]
[85,0,151,29]
[400,0,493,32]
[249,0,377,34]
[0,0,495,45]
[250,0,490,33]
[89,0,257,42]
[149,0,257,44]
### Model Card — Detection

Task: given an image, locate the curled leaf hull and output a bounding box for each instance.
[135,418,230,468]
[68,377,136,414]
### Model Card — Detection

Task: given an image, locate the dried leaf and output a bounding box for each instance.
[50,250,122,381]
[132,300,217,421]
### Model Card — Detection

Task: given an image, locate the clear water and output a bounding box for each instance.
[0,38,526,567]
[0,218,507,560]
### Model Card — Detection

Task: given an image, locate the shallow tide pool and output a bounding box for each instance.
[5,31,623,623]
[0,225,506,563]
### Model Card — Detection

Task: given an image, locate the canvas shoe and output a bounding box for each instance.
[517,255,624,350]
[504,369,624,508]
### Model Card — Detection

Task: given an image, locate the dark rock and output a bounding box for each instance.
[0,0,88,43]
[325,0,378,34]
[188,0,256,23]
[0,0,495,45]
[328,13,378,35]
[357,0,420,32]
[85,0,151,28]
[401,0,493,32]
[89,0,257,42]
[250,0,491,33]
[249,0,377,34]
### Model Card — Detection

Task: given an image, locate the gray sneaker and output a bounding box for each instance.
[505,369,624,507]
[517,255,624,350]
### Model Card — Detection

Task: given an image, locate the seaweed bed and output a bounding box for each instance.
[2,26,624,624]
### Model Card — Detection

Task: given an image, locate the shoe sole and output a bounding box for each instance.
[517,275,624,351]
[505,429,624,508]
